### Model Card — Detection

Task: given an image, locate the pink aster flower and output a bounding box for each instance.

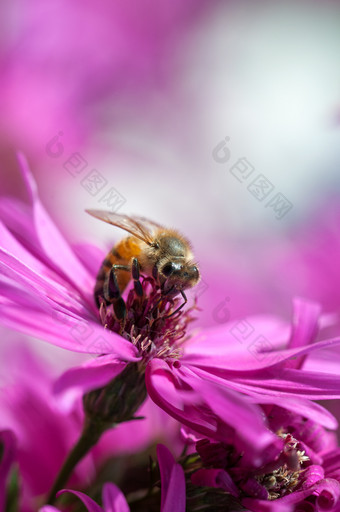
[0,341,94,511]
[0,0,215,160]
[185,405,340,512]
[41,445,185,512]
[0,339,180,509]
[2,155,340,472]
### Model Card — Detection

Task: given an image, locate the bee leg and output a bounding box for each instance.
[166,290,188,318]
[131,257,143,297]
[104,265,129,321]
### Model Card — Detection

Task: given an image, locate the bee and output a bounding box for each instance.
[86,210,200,321]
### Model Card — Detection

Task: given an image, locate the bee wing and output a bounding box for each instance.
[85,210,164,245]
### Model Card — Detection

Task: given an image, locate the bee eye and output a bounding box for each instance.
[192,266,199,277]
[162,263,175,276]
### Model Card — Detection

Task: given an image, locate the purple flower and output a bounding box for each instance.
[187,405,340,511]
[2,156,340,468]
[0,339,180,509]
[40,445,185,512]
[0,341,94,510]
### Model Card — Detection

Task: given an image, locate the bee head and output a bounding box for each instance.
[158,260,200,295]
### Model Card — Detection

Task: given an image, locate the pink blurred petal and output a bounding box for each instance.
[57,489,103,512]
[191,468,239,497]
[287,297,321,369]
[157,445,185,512]
[102,483,130,512]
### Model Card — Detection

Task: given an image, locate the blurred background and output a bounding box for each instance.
[1,0,340,327]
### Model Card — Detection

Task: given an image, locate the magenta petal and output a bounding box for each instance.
[289,298,320,349]
[39,507,61,512]
[57,489,103,512]
[191,468,239,497]
[287,298,321,369]
[0,304,139,360]
[247,395,338,430]
[242,498,292,511]
[102,482,130,512]
[54,359,127,396]
[17,153,94,298]
[299,465,325,489]
[275,478,340,507]
[147,360,279,466]
[157,445,185,512]
[0,221,46,275]
[162,463,186,512]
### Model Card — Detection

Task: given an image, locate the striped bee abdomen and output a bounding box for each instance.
[94,237,142,308]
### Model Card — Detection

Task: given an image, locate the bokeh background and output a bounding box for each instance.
[1,1,340,359]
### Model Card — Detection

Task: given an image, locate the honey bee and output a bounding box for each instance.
[86,210,200,320]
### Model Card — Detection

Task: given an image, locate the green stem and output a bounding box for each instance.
[46,418,105,505]
[46,363,147,505]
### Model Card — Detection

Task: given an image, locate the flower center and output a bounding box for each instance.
[255,432,309,500]
[99,276,197,363]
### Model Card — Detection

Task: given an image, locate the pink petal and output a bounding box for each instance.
[281,478,340,508]
[54,359,127,396]
[17,153,94,300]
[157,445,185,512]
[102,482,130,512]
[242,498,292,512]
[147,360,280,466]
[162,464,186,512]
[287,297,321,368]
[57,489,103,512]
[0,304,139,361]
[191,468,239,497]
[72,243,106,279]
[184,316,289,360]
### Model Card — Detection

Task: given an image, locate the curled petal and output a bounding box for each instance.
[298,465,325,490]
[57,489,103,512]
[275,478,340,509]
[147,360,280,466]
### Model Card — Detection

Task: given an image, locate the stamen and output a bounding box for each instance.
[98,276,197,364]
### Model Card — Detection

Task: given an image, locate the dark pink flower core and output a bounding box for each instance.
[191,430,310,502]
[98,277,197,364]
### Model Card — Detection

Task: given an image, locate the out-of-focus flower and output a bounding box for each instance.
[0,0,214,160]
[0,339,180,509]
[2,157,340,469]
[185,405,340,512]
[0,429,16,512]
[41,445,185,512]
[0,342,93,511]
